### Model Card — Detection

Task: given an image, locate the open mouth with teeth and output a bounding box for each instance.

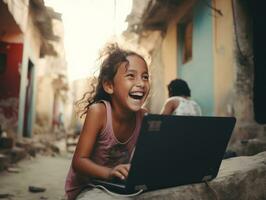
[129,92,145,100]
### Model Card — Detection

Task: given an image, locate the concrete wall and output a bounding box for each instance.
[213,0,235,117]
[228,0,266,155]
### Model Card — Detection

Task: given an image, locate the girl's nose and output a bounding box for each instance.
[136,78,145,87]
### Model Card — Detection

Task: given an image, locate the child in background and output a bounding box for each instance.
[65,43,150,200]
[160,78,202,116]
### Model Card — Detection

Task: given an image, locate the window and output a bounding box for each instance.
[179,16,193,64]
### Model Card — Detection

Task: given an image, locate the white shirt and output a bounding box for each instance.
[172,96,202,116]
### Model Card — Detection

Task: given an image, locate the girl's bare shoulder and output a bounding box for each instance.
[87,102,106,115]
[83,102,107,131]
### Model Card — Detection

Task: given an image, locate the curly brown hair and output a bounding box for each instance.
[77,43,147,117]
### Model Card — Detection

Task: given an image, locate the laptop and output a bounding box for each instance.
[91,114,236,194]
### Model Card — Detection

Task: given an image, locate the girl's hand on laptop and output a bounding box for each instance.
[108,164,130,180]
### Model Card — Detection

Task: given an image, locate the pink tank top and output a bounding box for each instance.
[65,100,143,200]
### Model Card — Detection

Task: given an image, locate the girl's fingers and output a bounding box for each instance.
[111,164,131,179]
[117,167,128,178]
[114,171,125,179]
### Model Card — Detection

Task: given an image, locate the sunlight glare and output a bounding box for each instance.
[44,0,132,81]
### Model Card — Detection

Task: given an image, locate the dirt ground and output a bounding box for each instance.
[0,153,72,200]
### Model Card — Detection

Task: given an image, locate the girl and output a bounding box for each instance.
[65,43,150,200]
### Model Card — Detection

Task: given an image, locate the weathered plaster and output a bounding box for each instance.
[212,0,235,117]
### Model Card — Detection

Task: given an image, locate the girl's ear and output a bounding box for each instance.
[103,80,114,94]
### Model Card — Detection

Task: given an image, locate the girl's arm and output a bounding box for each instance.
[72,103,111,180]
[160,98,179,115]
[72,103,130,180]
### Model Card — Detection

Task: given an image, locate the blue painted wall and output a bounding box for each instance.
[178,0,214,116]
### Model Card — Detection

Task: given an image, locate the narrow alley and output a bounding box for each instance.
[1,0,266,199]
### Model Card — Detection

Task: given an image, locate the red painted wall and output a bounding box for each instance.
[0,42,23,98]
[0,42,23,124]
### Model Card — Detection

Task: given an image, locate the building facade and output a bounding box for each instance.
[0,0,68,138]
[125,0,266,155]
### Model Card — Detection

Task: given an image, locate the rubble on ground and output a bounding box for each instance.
[0,133,62,172]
